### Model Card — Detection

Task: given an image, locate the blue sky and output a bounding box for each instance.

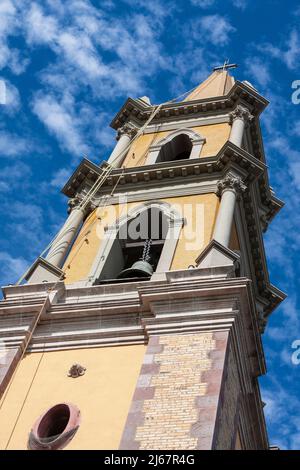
[0,0,300,449]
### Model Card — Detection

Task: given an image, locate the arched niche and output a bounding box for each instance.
[87,201,184,285]
[146,128,206,165]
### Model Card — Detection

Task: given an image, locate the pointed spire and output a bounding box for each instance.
[183,69,235,102]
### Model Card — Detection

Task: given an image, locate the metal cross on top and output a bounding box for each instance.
[213,59,238,72]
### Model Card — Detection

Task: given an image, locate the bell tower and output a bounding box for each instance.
[0,67,285,450]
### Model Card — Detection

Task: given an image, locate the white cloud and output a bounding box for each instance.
[190,0,248,9]
[0,0,29,74]
[262,380,300,449]
[0,251,28,285]
[190,0,216,7]
[193,15,235,46]
[50,167,72,188]
[0,161,31,192]
[0,130,31,156]
[258,30,300,70]
[231,0,248,9]
[25,3,58,44]
[244,57,270,88]
[32,93,90,156]
[0,77,21,113]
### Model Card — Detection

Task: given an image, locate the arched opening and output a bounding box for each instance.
[95,206,169,284]
[156,134,193,163]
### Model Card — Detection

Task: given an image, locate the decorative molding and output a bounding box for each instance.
[0,272,264,368]
[68,363,86,378]
[216,174,247,198]
[229,105,254,126]
[103,180,219,206]
[144,114,230,134]
[67,195,96,216]
[67,196,81,214]
[116,122,138,141]
[110,81,268,133]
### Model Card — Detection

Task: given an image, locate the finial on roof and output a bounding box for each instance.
[213,59,238,72]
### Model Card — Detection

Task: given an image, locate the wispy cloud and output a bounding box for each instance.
[190,0,216,7]
[262,377,300,449]
[231,0,248,9]
[244,57,270,88]
[192,15,236,46]
[0,161,32,193]
[0,77,21,114]
[0,251,28,286]
[0,130,32,156]
[32,92,90,157]
[49,167,72,189]
[0,0,29,74]
[257,29,300,70]
[190,0,248,9]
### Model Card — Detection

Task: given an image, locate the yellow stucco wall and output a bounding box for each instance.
[122,123,231,168]
[62,193,220,284]
[0,345,146,450]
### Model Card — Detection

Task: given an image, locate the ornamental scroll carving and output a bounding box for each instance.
[216,174,247,198]
[229,105,254,125]
[68,363,86,378]
[116,122,138,141]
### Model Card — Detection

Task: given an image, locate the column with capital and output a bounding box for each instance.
[107,123,138,168]
[45,197,90,268]
[213,174,246,248]
[229,105,254,148]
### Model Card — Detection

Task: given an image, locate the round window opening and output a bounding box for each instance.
[28,403,80,450]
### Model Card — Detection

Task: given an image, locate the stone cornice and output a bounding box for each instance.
[61,142,278,222]
[62,142,266,199]
[0,273,267,379]
[110,81,268,131]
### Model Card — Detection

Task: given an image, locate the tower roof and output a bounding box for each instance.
[183,69,235,102]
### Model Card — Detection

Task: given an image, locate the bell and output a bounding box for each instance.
[117,259,153,279]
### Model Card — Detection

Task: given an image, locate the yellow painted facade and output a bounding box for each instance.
[63,193,221,284]
[0,345,146,450]
[122,123,231,168]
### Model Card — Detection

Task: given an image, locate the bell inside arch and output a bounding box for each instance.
[117,239,154,279]
[117,259,153,279]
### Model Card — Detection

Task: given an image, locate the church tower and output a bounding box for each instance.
[0,67,285,450]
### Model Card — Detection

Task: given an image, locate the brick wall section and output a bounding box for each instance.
[119,331,229,450]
